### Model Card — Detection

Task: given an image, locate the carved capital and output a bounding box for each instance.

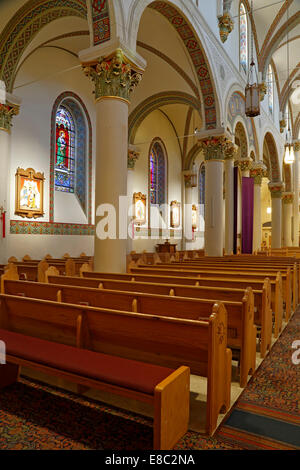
[0,103,19,132]
[259,82,267,102]
[183,171,197,188]
[269,182,284,198]
[82,48,144,102]
[128,148,140,169]
[294,141,300,152]
[239,157,252,173]
[282,192,294,204]
[198,134,229,161]
[218,12,234,43]
[279,119,286,133]
[250,161,267,185]
[224,141,238,160]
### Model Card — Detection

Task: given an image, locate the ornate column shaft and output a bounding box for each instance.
[282,192,294,247]
[250,161,266,252]
[224,141,238,254]
[0,100,20,263]
[269,182,284,249]
[293,142,300,246]
[81,47,145,272]
[198,132,230,257]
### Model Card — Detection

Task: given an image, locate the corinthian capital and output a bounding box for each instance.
[294,141,300,152]
[82,48,144,103]
[0,103,19,132]
[128,145,140,170]
[269,181,284,198]
[198,134,230,161]
[250,161,267,185]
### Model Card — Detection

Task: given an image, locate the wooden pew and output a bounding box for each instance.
[22,273,272,359]
[80,270,283,339]
[3,279,256,386]
[0,293,231,435]
[129,266,291,323]
[0,329,189,450]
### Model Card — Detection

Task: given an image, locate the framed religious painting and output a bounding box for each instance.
[133,192,146,225]
[170,201,181,228]
[15,167,45,218]
[192,204,198,230]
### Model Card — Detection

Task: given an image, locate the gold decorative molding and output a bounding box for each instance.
[82,48,144,102]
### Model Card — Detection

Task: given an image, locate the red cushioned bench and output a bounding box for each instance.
[0,329,190,450]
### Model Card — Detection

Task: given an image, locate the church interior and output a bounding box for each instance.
[0,0,299,451]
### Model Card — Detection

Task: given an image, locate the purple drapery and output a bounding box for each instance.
[242,177,254,254]
[233,166,238,254]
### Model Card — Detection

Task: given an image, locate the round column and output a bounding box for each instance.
[0,102,19,263]
[293,142,300,246]
[250,161,266,252]
[269,182,284,249]
[183,172,194,245]
[224,141,238,254]
[282,192,293,247]
[199,135,229,257]
[82,49,144,272]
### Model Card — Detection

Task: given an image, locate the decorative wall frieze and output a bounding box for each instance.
[250,161,267,185]
[268,182,284,198]
[0,103,19,131]
[282,192,294,204]
[82,48,144,102]
[10,220,95,236]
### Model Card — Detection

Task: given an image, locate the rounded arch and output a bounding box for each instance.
[50,91,93,224]
[0,0,88,93]
[263,132,281,183]
[128,0,219,130]
[148,137,168,223]
[128,91,202,144]
[184,144,202,171]
[234,121,248,160]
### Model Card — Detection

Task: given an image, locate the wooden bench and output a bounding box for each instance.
[43,274,271,359]
[129,266,291,323]
[3,279,254,387]
[80,270,283,339]
[0,327,189,450]
[0,293,231,435]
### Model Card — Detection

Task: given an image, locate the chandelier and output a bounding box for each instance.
[283,2,294,164]
[245,0,260,117]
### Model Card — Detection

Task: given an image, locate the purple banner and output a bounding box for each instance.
[242,177,254,254]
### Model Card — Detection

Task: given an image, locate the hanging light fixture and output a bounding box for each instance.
[245,0,260,117]
[283,2,294,164]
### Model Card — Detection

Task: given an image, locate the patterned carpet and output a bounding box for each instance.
[0,308,299,450]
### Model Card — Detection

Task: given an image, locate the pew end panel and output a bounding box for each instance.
[154,366,190,450]
[239,287,256,388]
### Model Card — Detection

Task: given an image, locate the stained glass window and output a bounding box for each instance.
[149,141,166,206]
[267,64,274,115]
[55,106,75,193]
[240,3,248,74]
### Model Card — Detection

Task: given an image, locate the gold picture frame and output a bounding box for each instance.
[133,192,146,225]
[15,167,45,219]
[192,204,198,230]
[170,200,181,228]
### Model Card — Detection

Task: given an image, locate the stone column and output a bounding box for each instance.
[81,47,145,272]
[127,146,140,254]
[293,141,300,246]
[0,101,19,263]
[269,182,284,249]
[250,161,266,252]
[224,141,238,254]
[282,192,294,247]
[198,132,231,257]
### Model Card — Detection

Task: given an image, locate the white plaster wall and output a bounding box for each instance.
[131,109,182,252]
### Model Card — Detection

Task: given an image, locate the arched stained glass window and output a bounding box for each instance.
[149,141,166,206]
[55,106,75,193]
[240,3,248,74]
[267,64,274,115]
